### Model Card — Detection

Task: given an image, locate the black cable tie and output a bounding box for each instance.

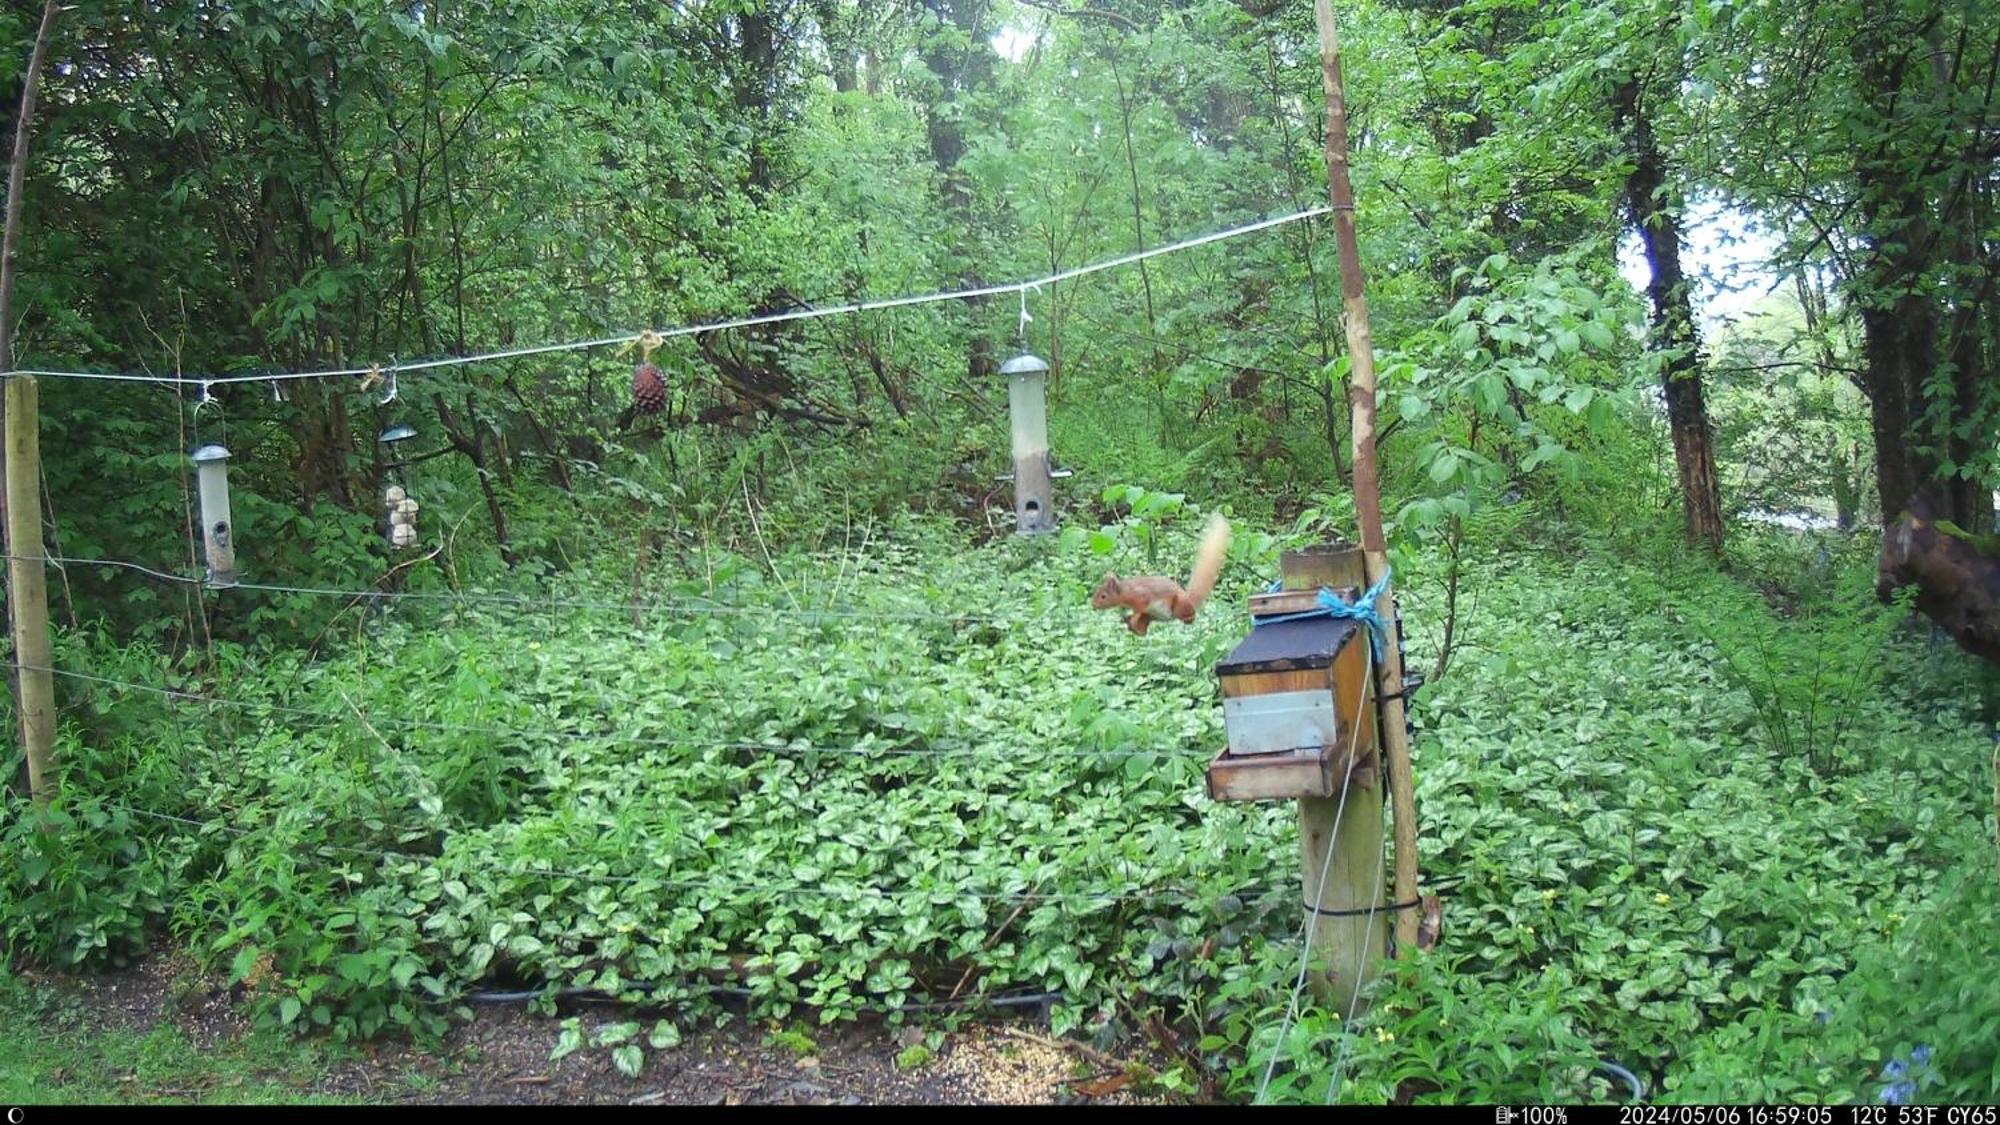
[1308,895,1423,918]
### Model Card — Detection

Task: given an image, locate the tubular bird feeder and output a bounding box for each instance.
[999,349,1058,535]
[190,444,237,588]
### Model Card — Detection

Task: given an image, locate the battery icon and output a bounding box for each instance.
[1495,1110,1517,1124]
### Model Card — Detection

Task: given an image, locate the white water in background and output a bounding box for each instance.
[1742,509,1841,533]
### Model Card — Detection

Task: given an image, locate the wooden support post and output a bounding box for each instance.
[1,1,61,811]
[6,375,55,807]
[1314,0,1423,954]
[1282,544,1385,1010]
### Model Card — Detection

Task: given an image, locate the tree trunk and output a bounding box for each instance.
[1611,80,1725,551]
[1,0,61,804]
[733,7,779,193]
[433,392,517,567]
[1850,17,1999,662]
[918,0,997,381]
[1879,494,2000,662]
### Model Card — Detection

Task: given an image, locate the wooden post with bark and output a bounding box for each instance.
[2,1,61,809]
[6,377,53,807]
[1313,0,1422,953]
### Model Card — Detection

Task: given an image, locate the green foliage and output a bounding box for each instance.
[0,794,183,968]
[1705,296,1876,528]
[11,515,1993,1104]
[4,0,1998,1109]
[1690,542,1916,776]
[1384,250,1648,556]
[1666,865,2000,1105]
[766,1026,819,1057]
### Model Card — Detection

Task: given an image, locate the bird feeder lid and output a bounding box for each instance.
[191,444,231,464]
[999,352,1050,378]
[1216,616,1361,677]
[379,424,418,444]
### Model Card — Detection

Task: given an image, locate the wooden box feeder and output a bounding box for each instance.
[1201,542,1407,1012]
[1206,594,1377,802]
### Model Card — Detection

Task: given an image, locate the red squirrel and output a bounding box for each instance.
[1089,514,1232,635]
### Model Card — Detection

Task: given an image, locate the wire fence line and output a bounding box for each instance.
[2,207,1330,389]
[13,553,1056,626]
[104,803,1231,907]
[1326,820,1390,1104]
[37,665,1212,762]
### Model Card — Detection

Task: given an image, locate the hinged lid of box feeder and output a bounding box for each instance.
[1215,615,1362,677]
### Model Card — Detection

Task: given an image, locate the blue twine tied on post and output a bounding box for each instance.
[1253,567,1394,660]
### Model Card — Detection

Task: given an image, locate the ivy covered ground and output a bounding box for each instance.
[6,511,1994,1104]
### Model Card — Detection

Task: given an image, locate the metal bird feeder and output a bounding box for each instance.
[379,423,421,549]
[190,444,237,588]
[999,349,1059,535]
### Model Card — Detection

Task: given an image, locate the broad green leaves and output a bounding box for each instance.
[1382,252,1642,548]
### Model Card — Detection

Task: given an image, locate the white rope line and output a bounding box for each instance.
[38,665,1210,761]
[3,207,1330,388]
[1255,643,1375,1105]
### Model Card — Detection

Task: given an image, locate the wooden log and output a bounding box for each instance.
[1878,494,2000,664]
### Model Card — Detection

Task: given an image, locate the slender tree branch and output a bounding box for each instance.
[1012,0,1142,32]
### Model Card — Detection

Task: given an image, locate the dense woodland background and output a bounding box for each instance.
[1,0,1997,1106]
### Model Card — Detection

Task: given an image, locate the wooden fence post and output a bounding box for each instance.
[6,375,55,807]
[1282,543,1387,1010]
[2,0,62,811]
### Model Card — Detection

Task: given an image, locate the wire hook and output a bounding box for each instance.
[1017,282,1041,343]
[191,380,220,423]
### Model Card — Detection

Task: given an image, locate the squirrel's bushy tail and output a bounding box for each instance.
[1183,513,1232,617]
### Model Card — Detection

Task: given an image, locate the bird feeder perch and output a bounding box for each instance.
[190,444,237,588]
[379,424,420,549]
[998,350,1057,535]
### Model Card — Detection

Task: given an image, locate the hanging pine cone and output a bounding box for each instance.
[631,361,666,415]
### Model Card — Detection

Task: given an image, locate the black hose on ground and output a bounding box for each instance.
[465,981,1062,1015]
[1597,1060,1646,1101]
